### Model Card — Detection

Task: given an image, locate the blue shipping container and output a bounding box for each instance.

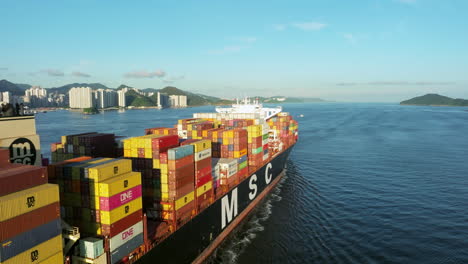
[110,233,144,264]
[168,145,194,160]
[0,218,61,262]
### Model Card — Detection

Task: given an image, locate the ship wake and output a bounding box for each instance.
[206,171,287,264]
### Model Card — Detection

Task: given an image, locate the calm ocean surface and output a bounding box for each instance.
[36,103,468,264]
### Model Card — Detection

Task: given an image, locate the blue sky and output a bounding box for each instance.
[1,0,467,102]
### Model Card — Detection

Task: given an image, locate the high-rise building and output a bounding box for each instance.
[0,92,11,104]
[94,89,117,109]
[118,90,126,107]
[69,87,93,108]
[25,86,48,107]
[25,86,47,98]
[169,95,187,108]
[155,92,169,108]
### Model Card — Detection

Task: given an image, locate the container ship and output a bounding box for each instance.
[0,98,298,264]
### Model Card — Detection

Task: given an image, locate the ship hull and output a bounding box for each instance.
[137,145,293,263]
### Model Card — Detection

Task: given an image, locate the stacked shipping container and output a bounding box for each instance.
[47,157,144,264]
[0,150,63,264]
[50,132,119,162]
[181,139,214,212]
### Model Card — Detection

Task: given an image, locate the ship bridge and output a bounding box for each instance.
[215,97,282,120]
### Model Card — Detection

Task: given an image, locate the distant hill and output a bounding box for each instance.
[15,83,32,90]
[400,94,468,107]
[0,79,24,95]
[47,83,110,94]
[125,90,155,107]
[158,86,232,106]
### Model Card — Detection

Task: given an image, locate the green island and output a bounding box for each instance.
[82,107,99,114]
[400,94,468,107]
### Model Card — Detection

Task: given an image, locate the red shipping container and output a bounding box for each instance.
[165,183,194,200]
[0,148,9,166]
[101,210,143,238]
[168,164,195,180]
[159,153,168,164]
[0,202,60,241]
[168,154,194,171]
[151,135,179,152]
[195,158,211,170]
[195,166,211,179]
[196,173,212,188]
[166,173,195,190]
[0,165,48,196]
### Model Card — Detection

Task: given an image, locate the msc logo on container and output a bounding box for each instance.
[9,138,36,165]
[30,250,39,262]
[27,196,36,208]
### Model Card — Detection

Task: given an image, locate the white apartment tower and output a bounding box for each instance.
[69,87,93,108]
[118,90,126,107]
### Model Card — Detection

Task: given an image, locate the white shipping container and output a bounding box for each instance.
[194,148,211,162]
[79,237,104,259]
[67,144,74,153]
[109,220,143,251]
[178,130,188,139]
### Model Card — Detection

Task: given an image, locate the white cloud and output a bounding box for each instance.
[72,71,91,78]
[41,69,64,77]
[292,22,327,31]
[124,70,166,78]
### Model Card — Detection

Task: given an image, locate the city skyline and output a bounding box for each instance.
[1,0,467,102]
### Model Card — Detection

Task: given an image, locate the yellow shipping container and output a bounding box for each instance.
[144,148,152,159]
[88,159,132,182]
[99,171,142,198]
[100,197,142,225]
[39,250,63,264]
[61,135,67,145]
[122,138,131,150]
[129,137,138,149]
[161,173,168,184]
[191,130,198,138]
[153,159,160,169]
[0,184,59,222]
[161,183,169,192]
[160,164,168,175]
[161,192,169,200]
[223,130,234,138]
[190,139,211,153]
[175,191,194,211]
[196,181,212,197]
[89,195,100,209]
[1,236,62,264]
[124,149,131,157]
[72,158,111,179]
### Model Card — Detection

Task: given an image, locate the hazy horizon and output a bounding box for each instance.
[1,0,467,102]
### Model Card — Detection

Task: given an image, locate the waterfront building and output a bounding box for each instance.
[169,95,187,108]
[69,87,93,108]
